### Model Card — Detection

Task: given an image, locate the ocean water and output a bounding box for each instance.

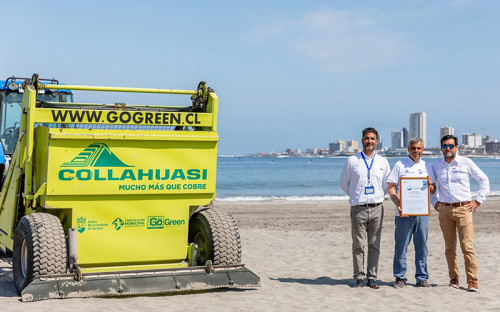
[215,156,500,201]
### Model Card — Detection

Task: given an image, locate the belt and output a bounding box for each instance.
[442,201,471,207]
[353,203,382,208]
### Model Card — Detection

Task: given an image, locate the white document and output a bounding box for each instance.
[400,177,430,216]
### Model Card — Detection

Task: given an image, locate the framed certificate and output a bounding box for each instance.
[399,177,430,216]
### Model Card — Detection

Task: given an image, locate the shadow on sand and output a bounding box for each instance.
[0,256,17,298]
[270,276,396,287]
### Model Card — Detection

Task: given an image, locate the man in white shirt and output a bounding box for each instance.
[340,127,390,289]
[433,135,490,292]
[387,138,436,289]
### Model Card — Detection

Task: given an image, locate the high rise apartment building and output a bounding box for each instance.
[402,127,409,147]
[347,140,358,150]
[391,131,404,148]
[462,133,482,148]
[440,126,454,140]
[329,140,345,153]
[409,112,426,146]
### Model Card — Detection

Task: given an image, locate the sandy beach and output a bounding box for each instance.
[1,198,499,311]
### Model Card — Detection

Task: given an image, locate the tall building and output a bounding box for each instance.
[347,140,358,150]
[440,126,454,140]
[329,140,345,153]
[462,133,482,148]
[409,112,426,146]
[402,127,409,147]
[485,141,500,153]
[483,135,494,144]
[391,131,404,148]
[376,134,383,150]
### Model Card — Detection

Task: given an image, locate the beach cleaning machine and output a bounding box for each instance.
[0,74,260,302]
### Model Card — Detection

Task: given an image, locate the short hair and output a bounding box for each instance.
[362,127,378,138]
[441,135,458,146]
[408,137,424,147]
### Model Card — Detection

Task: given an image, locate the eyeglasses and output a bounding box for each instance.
[441,144,455,149]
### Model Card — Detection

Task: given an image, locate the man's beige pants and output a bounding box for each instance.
[438,203,478,282]
[350,204,383,281]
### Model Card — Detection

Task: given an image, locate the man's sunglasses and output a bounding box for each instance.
[441,144,455,149]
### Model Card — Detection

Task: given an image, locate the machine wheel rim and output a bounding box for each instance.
[20,238,28,279]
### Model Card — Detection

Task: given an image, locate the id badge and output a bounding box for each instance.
[364,186,375,195]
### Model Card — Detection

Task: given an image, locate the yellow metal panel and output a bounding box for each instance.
[71,199,190,266]
[47,128,219,141]
[207,93,218,131]
[42,130,217,196]
[34,127,50,197]
[35,108,213,127]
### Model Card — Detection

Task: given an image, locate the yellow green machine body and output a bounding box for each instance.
[0,74,259,301]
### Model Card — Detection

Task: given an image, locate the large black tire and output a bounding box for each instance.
[189,207,241,265]
[12,213,67,295]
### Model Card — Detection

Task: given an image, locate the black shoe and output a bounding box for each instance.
[353,279,364,288]
[367,279,380,289]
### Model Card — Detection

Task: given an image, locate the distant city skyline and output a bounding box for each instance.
[328,111,498,152]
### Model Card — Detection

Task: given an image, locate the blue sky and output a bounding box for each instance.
[2,0,499,155]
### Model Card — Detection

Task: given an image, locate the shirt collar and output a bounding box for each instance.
[361,151,376,160]
[441,154,459,165]
[407,156,421,164]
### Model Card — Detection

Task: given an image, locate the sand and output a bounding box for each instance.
[1,198,499,311]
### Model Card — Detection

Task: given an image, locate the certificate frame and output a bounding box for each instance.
[399,177,431,216]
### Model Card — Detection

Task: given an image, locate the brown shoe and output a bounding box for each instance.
[393,279,405,289]
[467,280,478,292]
[449,278,459,289]
[416,280,431,287]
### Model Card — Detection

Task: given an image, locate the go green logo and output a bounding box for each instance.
[148,216,164,229]
[147,216,185,229]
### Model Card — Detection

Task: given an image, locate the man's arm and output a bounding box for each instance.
[430,162,440,211]
[388,182,400,207]
[339,159,351,195]
[382,159,391,194]
[425,163,437,194]
[468,159,490,212]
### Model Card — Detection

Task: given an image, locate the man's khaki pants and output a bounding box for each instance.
[438,203,478,282]
[350,204,383,281]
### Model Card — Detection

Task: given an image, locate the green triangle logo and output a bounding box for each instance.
[61,143,132,167]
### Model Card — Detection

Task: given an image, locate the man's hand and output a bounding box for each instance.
[434,201,440,212]
[397,206,409,218]
[467,200,481,212]
[427,176,436,194]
